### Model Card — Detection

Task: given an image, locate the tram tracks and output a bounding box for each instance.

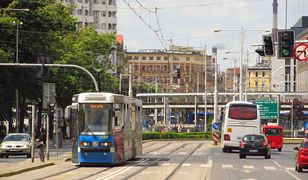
[118,143,188,180]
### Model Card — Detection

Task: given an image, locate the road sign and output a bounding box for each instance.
[253,100,278,119]
[212,122,221,130]
[294,43,308,62]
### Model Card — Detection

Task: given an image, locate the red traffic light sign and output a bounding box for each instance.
[294,43,308,62]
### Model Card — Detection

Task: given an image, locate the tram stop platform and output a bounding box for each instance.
[0,139,72,178]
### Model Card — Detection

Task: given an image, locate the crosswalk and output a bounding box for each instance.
[220,164,294,171]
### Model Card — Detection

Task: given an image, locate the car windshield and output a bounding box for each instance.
[265,128,282,136]
[243,135,264,142]
[4,135,29,142]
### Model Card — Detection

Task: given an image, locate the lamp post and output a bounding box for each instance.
[214,28,270,101]
[13,21,23,132]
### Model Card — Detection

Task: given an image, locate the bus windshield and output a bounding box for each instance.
[80,103,112,132]
[229,104,257,120]
[265,128,282,136]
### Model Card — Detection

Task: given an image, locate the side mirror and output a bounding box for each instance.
[293,147,299,151]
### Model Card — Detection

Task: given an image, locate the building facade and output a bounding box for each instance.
[125,46,212,93]
[296,28,308,99]
[246,66,271,92]
[61,0,117,33]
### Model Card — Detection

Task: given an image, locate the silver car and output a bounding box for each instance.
[0,133,31,158]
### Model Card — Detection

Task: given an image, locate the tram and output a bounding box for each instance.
[65,92,142,165]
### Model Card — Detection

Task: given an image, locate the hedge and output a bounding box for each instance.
[142,132,212,140]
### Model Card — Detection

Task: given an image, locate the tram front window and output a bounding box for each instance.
[80,104,112,132]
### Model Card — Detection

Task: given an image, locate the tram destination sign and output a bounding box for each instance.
[253,100,278,119]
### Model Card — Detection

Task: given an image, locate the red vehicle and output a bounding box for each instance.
[263,124,283,151]
[294,139,308,172]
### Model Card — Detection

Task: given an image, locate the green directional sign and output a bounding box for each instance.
[253,100,278,119]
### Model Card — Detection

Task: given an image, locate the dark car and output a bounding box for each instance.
[294,139,308,172]
[239,134,271,159]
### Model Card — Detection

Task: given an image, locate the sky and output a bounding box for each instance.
[117,0,308,70]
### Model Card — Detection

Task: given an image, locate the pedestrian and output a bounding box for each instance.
[37,127,46,162]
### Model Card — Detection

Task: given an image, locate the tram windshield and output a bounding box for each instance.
[80,103,112,132]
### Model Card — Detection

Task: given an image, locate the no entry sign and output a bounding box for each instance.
[294,43,308,62]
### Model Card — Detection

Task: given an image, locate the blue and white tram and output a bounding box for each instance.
[65,92,142,165]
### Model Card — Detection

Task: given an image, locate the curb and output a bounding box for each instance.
[0,162,55,178]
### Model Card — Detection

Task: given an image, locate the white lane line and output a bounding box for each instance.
[182,163,191,167]
[179,152,187,155]
[284,169,301,180]
[161,162,170,166]
[264,166,276,170]
[177,171,189,174]
[142,171,153,174]
[285,167,294,171]
[222,164,233,168]
[272,160,301,180]
[243,165,254,169]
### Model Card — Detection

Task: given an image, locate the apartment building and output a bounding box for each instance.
[61,0,117,33]
[125,46,212,93]
[246,66,271,92]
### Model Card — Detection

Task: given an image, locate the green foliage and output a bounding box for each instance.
[142,132,212,140]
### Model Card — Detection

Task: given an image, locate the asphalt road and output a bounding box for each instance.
[2,141,308,180]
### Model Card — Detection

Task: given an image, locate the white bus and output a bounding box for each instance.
[221,101,261,152]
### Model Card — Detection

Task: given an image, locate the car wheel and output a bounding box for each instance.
[298,166,303,172]
[222,148,227,153]
[4,155,8,158]
[278,148,282,152]
[239,153,244,159]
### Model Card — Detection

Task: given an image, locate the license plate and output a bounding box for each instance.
[249,150,258,152]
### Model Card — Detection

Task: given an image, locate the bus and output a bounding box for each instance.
[221,101,261,152]
[65,92,142,165]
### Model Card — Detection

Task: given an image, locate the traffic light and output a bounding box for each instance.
[176,68,181,79]
[255,47,265,56]
[278,30,295,58]
[48,103,56,114]
[263,35,274,56]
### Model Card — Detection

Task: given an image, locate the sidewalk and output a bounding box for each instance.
[0,139,72,178]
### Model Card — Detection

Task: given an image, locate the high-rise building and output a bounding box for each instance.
[61,0,117,33]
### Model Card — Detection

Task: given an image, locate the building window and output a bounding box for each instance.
[142,65,145,71]
[255,72,258,77]
[255,82,258,88]
[157,65,160,71]
[127,56,132,60]
[156,57,161,60]
[108,11,112,17]
[108,23,112,30]
[164,57,168,61]
[85,0,89,3]
[102,0,106,4]
[84,9,89,16]
[93,0,98,3]
[249,72,251,77]
[149,56,154,60]
[173,56,179,61]
[101,23,106,30]
[109,0,113,5]
[164,65,167,71]
[262,72,265,77]
[112,24,116,30]
[186,57,190,61]
[134,65,138,71]
[77,9,82,15]
[142,56,146,60]
[133,56,139,60]
[101,11,106,17]
[78,0,82,3]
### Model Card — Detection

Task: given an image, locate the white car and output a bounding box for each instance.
[0,133,32,158]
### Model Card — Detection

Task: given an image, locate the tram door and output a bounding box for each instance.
[66,106,79,164]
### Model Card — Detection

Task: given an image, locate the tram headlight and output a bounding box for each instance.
[80,142,91,147]
[100,142,112,147]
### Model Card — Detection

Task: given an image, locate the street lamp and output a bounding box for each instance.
[214,28,270,101]
[13,21,23,133]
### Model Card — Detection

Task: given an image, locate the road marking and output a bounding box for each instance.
[272,160,301,180]
[284,169,301,180]
[161,162,170,166]
[243,165,254,169]
[142,171,153,174]
[222,164,233,168]
[182,163,191,167]
[177,171,189,174]
[285,167,294,171]
[264,166,276,170]
[179,152,187,155]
